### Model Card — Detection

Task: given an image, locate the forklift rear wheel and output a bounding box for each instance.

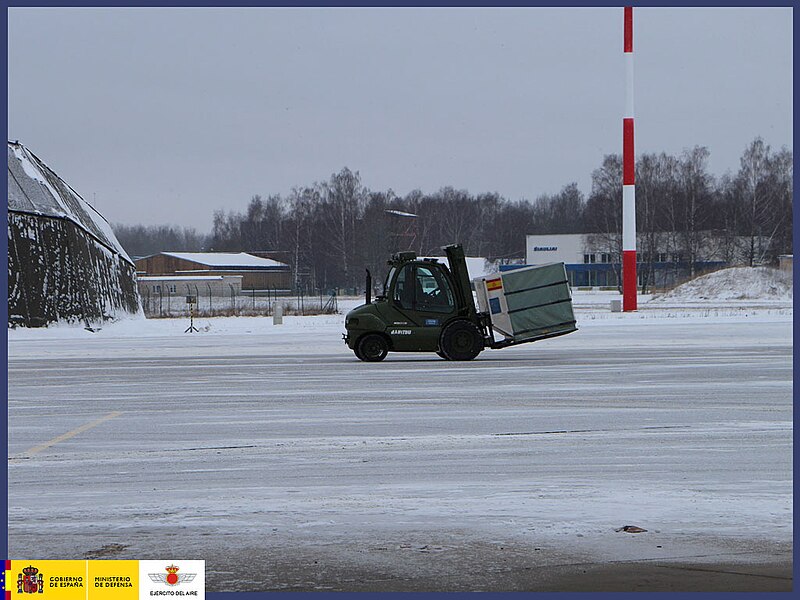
[439,320,483,361]
[357,334,389,362]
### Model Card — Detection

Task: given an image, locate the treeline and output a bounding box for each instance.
[113,224,208,259]
[582,139,792,290]
[114,137,791,291]
[207,172,589,292]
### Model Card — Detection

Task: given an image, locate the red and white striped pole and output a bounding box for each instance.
[622,6,637,311]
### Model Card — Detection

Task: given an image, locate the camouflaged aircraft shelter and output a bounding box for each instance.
[7,141,140,327]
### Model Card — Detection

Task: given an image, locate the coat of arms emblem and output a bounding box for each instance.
[17,565,44,594]
[148,565,196,586]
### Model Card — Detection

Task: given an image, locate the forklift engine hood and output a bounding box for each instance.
[343,301,388,348]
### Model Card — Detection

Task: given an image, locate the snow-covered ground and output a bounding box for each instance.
[6,281,793,590]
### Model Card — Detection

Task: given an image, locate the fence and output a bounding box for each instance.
[140,286,338,318]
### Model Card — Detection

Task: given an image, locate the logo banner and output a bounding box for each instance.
[3,561,205,600]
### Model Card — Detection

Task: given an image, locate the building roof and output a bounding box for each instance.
[161,251,288,269]
[7,141,132,263]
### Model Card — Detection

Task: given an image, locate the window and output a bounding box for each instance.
[154,285,161,293]
[583,253,596,264]
[658,253,668,263]
[169,285,177,293]
[600,253,611,264]
[383,267,396,297]
[393,264,455,314]
[414,265,455,314]
[393,264,414,310]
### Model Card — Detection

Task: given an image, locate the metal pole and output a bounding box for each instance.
[622,6,637,311]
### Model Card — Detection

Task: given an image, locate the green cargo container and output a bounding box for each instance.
[474,263,577,344]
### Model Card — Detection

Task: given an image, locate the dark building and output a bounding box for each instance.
[135,252,291,291]
[7,142,140,327]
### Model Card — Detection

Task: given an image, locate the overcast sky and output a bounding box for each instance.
[7,7,793,232]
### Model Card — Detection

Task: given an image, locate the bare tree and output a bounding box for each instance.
[636,152,678,292]
[282,187,312,290]
[769,147,793,260]
[677,146,714,276]
[321,168,366,289]
[584,155,623,289]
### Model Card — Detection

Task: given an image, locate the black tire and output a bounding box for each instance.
[439,320,484,361]
[357,334,389,362]
[436,351,449,360]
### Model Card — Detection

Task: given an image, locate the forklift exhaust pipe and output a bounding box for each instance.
[365,269,372,304]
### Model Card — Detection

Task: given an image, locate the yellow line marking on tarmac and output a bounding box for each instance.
[13,411,123,458]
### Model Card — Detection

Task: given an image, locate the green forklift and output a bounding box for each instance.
[343,244,577,361]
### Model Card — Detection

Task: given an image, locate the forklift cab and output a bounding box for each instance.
[380,260,459,352]
[386,261,456,316]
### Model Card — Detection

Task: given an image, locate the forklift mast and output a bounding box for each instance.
[442,244,477,320]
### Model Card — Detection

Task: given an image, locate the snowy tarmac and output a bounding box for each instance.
[7,296,793,591]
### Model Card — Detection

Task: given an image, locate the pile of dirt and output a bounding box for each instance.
[653,267,792,302]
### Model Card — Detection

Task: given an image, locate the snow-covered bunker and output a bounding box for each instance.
[7,141,140,327]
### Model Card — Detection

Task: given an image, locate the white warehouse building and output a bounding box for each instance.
[525,233,729,289]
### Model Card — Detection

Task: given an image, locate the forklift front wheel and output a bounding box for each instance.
[439,320,483,361]
[357,334,389,362]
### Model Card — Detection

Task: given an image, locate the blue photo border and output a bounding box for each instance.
[2,2,796,598]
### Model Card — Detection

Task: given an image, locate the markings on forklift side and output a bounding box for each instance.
[12,411,123,459]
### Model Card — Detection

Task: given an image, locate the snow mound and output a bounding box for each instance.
[653,267,792,302]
